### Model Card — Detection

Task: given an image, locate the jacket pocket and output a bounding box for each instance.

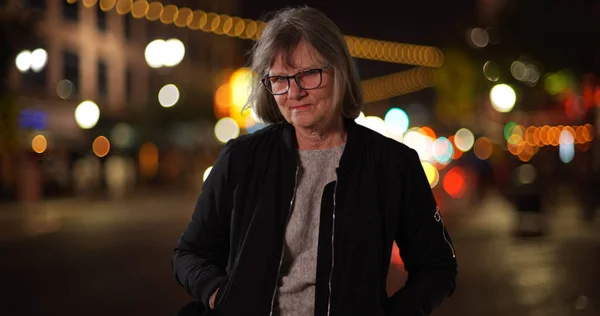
[213,278,230,312]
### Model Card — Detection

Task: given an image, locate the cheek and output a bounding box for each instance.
[315,90,334,110]
[274,97,290,116]
[274,96,286,109]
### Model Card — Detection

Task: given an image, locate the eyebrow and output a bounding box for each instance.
[268,66,322,77]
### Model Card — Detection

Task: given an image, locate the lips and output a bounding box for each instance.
[291,104,311,111]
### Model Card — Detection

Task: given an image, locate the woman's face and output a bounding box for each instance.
[268,41,336,130]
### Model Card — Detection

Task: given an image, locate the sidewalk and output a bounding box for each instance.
[436,190,600,316]
[0,188,197,242]
[2,188,598,243]
[445,189,600,242]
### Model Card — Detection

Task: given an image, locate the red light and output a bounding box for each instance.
[443,166,466,198]
[419,126,436,140]
[448,135,463,160]
[564,90,585,120]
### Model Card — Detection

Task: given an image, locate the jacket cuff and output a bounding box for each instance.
[197,275,228,309]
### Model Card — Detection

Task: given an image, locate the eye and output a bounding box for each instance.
[301,69,320,76]
[269,76,287,83]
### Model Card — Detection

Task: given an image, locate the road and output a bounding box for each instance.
[0,190,598,315]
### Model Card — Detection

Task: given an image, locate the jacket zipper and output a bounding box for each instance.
[269,166,300,316]
[434,207,455,258]
[326,171,339,316]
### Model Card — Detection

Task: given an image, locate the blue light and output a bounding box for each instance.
[18,109,48,130]
[384,108,409,136]
[247,122,268,134]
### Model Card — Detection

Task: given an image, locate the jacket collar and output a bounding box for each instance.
[281,117,364,174]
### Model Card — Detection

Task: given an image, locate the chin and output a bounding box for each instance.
[290,113,315,127]
[291,118,315,129]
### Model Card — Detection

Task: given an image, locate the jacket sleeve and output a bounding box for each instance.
[388,148,458,316]
[172,139,237,309]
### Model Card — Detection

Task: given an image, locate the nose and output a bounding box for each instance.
[287,78,307,100]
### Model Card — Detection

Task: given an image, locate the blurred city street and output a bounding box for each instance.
[1,0,599,315]
[1,189,599,316]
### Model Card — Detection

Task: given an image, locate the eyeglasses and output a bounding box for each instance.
[261,65,331,95]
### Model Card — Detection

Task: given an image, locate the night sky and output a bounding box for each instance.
[238,0,600,78]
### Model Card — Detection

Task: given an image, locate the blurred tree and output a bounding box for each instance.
[0,10,37,154]
[435,49,477,126]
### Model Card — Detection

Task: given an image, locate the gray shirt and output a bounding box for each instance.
[273,144,345,316]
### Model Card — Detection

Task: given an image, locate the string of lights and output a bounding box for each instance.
[362,67,436,103]
[70,0,440,101]
[74,0,443,68]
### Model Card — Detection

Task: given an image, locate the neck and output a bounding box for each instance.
[295,117,346,150]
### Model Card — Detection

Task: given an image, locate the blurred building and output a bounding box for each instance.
[0,0,242,201]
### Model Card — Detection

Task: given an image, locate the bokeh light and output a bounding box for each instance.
[15,50,32,72]
[432,137,454,165]
[583,124,594,142]
[515,164,536,185]
[229,67,255,127]
[56,79,74,99]
[214,83,231,119]
[510,61,528,81]
[384,108,410,136]
[421,161,439,188]
[559,129,575,163]
[448,136,463,160]
[31,135,47,154]
[158,84,180,107]
[139,142,159,179]
[144,38,185,68]
[403,130,434,162]
[15,49,47,73]
[74,100,100,129]
[418,126,437,140]
[354,111,366,126]
[144,39,165,68]
[544,69,576,95]
[482,61,500,82]
[111,123,135,149]
[507,134,524,155]
[443,166,466,198]
[504,121,517,140]
[30,48,48,72]
[468,28,489,48]
[490,84,516,113]
[474,137,492,160]
[203,166,213,182]
[454,128,475,152]
[214,117,240,143]
[363,116,387,136]
[517,143,535,162]
[92,136,111,158]
[131,0,149,18]
[164,39,186,67]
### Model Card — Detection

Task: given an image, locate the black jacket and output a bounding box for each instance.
[173,119,457,316]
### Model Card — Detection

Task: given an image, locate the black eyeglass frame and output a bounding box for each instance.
[261,65,332,95]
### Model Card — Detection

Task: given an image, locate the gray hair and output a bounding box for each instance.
[244,6,363,124]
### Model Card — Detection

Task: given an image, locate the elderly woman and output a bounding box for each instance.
[173,6,457,316]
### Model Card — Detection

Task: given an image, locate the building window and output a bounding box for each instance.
[63,50,79,94]
[62,1,78,21]
[98,60,107,97]
[124,15,132,40]
[96,6,106,31]
[21,64,47,89]
[125,68,132,102]
[21,0,45,10]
